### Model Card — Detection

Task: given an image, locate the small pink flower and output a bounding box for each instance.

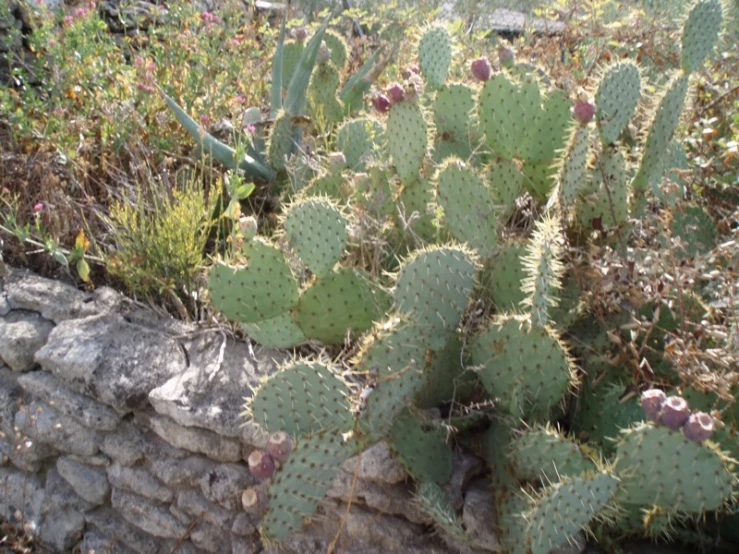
[230,38,241,47]
[235,95,246,104]
[63,15,73,25]
[48,39,58,47]
[33,202,44,212]
[246,124,256,134]
[200,115,210,126]
[136,83,154,93]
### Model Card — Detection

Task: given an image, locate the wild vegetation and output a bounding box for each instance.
[1,0,738,552]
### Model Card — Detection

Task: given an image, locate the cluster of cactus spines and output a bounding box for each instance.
[413,481,470,545]
[509,425,597,483]
[520,215,565,328]
[435,159,498,258]
[418,25,453,90]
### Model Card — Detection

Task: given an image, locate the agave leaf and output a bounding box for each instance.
[283,16,331,116]
[162,91,275,182]
[270,16,287,118]
[340,45,383,102]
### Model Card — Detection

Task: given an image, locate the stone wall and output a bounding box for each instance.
[0,267,503,554]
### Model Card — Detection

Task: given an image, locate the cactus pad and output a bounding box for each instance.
[681,0,723,74]
[614,423,736,512]
[479,74,531,159]
[487,159,524,213]
[418,26,452,90]
[519,89,572,164]
[471,315,575,419]
[595,62,642,145]
[387,101,428,184]
[209,241,298,323]
[557,125,593,207]
[498,493,533,554]
[323,30,349,71]
[481,243,527,310]
[669,203,716,259]
[509,426,596,483]
[396,178,438,243]
[393,246,477,350]
[241,312,306,349]
[389,409,453,484]
[296,268,390,344]
[261,431,358,543]
[268,111,295,171]
[248,360,353,436]
[337,118,383,170]
[281,40,304,89]
[436,159,498,257]
[433,84,475,143]
[578,146,629,229]
[308,62,344,124]
[631,75,689,195]
[527,471,619,554]
[414,481,470,544]
[284,198,348,277]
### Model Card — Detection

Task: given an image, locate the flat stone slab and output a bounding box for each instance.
[478,8,565,35]
[15,401,101,457]
[149,333,283,438]
[34,313,187,413]
[18,371,121,431]
[57,456,111,506]
[0,310,54,371]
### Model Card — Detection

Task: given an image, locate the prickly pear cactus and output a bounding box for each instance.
[388,409,453,484]
[247,360,353,436]
[393,245,477,350]
[336,118,383,170]
[418,26,452,90]
[614,423,736,512]
[261,431,359,543]
[414,481,470,545]
[209,240,298,323]
[595,61,642,146]
[681,0,724,73]
[509,426,597,483]
[435,159,498,257]
[283,197,348,277]
[471,315,575,420]
[241,312,307,349]
[386,100,429,184]
[527,471,619,554]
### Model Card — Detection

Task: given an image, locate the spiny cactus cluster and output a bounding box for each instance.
[163,1,737,551]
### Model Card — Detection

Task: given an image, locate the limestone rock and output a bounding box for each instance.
[17,371,121,430]
[144,412,242,463]
[14,401,101,456]
[174,489,234,529]
[37,469,91,551]
[86,508,164,554]
[57,456,110,506]
[463,479,503,552]
[0,467,45,532]
[190,521,231,553]
[34,313,187,413]
[3,267,98,322]
[112,488,188,539]
[149,334,279,438]
[151,455,218,488]
[100,421,148,466]
[80,530,139,554]
[0,310,53,371]
[230,512,257,536]
[341,441,407,484]
[199,462,255,511]
[107,462,173,503]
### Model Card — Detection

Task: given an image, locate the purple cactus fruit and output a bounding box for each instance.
[573,101,595,124]
[371,93,391,113]
[641,389,666,422]
[386,82,405,104]
[317,43,330,64]
[470,58,492,82]
[498,46,514,68]
[247,450,276,479]
[659,396,691,431]
[292,27,308,41]
[682,412,714,442]
[267,431,294,463]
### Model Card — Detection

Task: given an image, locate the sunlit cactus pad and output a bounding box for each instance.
[283,197,348,277]
[509,426,596,483]
[388,409,453,484]
[614,423,736,512]
[247,360,353,436]
[209,240,298,323]
[261,431,358,543]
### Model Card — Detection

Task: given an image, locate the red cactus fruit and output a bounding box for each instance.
[372,93,390,113]
[386,82,405,104]
[573,101,595,124]
[267,431,294,463]
[470,58,492,82]
[247,450,276,479]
